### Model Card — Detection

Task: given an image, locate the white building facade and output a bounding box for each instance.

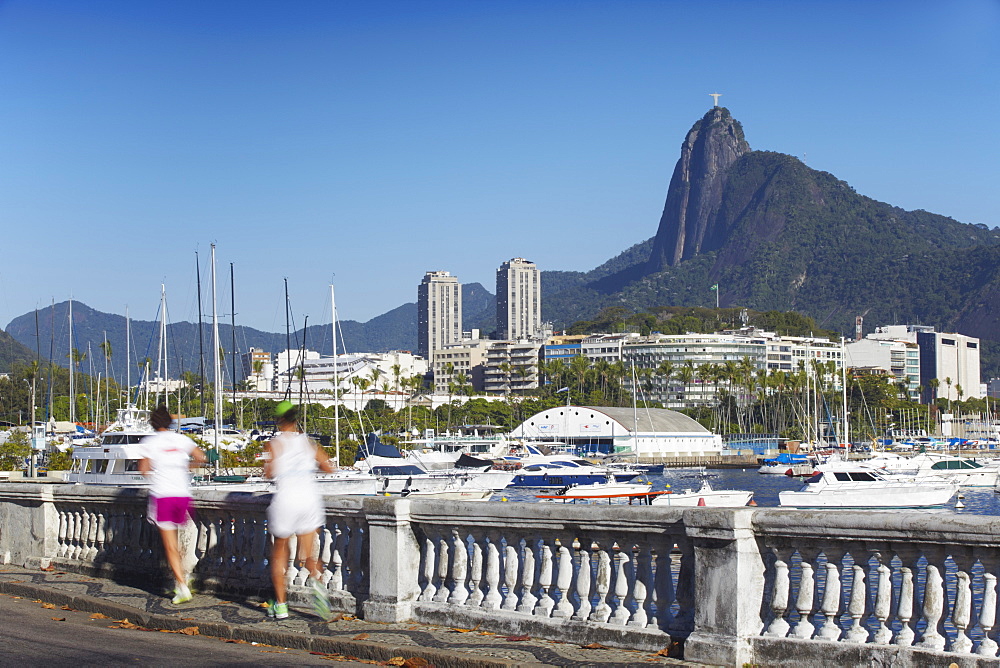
[496,258,541,340]
[417,271,462,360]
[511,405,723,458]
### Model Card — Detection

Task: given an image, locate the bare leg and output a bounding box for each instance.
[271,537,290,603]
[158,528,185,585]
[295,529,323,581]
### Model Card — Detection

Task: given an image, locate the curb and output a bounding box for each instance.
[0,581,524,668]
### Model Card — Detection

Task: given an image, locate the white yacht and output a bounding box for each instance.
[651,480,753,507]
[861,452,999,488]
[66,405,153,486]
[779,464,959,509]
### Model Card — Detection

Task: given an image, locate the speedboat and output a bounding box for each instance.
[651,480,753,507]
[779,464,959,508]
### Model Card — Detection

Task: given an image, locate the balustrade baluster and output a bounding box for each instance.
[653,543,675,632]
[501,543,520,611]
[892,546,919,647]
[533,541,555,617]
[516,539,538,614]
[916,547,946,651]
[419,533,436,601]
[552,544,574,619]
[481,532,502,610]
[629,543,652,628]
[872,553,892,645]
[950,550,975,654]
[70,509,81,559]
[83,511,97,560]
[610,549,631,625]
[674,536,695,635]
[572,542,592,621]
[56,509,69,558]
[433,531,451,602]
[468,532,485,607]
[589,543,613,623]
[94,512,107,559]
[843,553,869,643]
[815,547,843,641]
[331,526,347,591]
[448,529,470,605]
[765,546,794,637]
[347,520,366,594]
[977,553,1000,657]
[792,548,819,639]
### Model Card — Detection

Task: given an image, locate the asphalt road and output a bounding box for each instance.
[0,593,367,667]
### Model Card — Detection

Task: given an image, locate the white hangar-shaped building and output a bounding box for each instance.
[511,405,722,457]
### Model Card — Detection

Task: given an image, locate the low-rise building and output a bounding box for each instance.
[484,340,542,394]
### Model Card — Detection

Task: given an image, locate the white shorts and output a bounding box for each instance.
[268,493,324,539]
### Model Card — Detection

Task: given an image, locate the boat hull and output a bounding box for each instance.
[652,490,752,507]
[779,483,957,508]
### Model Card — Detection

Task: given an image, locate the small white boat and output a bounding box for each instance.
[559,479,654,498]
[779,464,959,508]
[651,480,753,507]
[402,487,493,501]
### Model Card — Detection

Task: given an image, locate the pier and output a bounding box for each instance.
[2,483,999,665]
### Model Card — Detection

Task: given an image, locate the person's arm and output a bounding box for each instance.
[263,440,275,479]
[138,457,151,477]
[189,446,208,469]
[315,444,335,473]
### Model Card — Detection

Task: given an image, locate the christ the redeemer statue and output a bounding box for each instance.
[710,93,722,107]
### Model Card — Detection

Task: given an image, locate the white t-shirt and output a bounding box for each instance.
[269,431,320,499]
[140,431,197,498]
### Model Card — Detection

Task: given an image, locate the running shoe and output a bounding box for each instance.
[272,602,289,619]
[311,579,331,620]
[172,585,193,605]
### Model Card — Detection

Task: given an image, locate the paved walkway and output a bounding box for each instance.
[0,566,705,667]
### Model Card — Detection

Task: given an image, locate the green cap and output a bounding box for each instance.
[275,400,295,418]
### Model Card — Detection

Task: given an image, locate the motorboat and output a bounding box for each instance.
[651,480,753,507]
[65,405,153,486]
[758,452,815,475]
[862,452,999,488]
[557,477,654,498]
[779,464,959,508]
[509,458,638,488]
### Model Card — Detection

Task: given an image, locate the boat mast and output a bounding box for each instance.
[841,337,849,448]
[196,252,206,420]
[211,244,222,474]
[68,298,74,424]
[331,284,340,466]
[284,278,291,401]
[125,306,131,405]
[158,284,167,409]
[230,262,237,430]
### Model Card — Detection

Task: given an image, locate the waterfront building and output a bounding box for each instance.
[275,350,426,400]
[845,337,920,400]
[496,258,541,341]
[484,339,542,394]
[510,404,723,457]
[432,331,490,393]
[417,271,462,360]
[581,333,638,364]
[867,325,982,402]
[242,347,273,391]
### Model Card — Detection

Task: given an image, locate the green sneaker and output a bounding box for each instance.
[172,585,193,605]
[272,602,289,619]
[311,579,331,620]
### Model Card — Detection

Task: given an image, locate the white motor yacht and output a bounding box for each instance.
[779,464,959,508]
[651,480,753,507]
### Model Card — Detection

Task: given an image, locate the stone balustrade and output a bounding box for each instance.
[2,483,1000,666]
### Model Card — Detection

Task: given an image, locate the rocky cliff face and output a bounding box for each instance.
[645,107,750,271]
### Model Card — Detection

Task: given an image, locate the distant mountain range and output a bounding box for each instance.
[5,106,999,377]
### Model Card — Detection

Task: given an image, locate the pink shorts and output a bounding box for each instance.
[149,496,193,529]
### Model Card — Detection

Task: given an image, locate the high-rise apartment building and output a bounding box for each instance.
[417,271,462,360]
[496,257,541,340]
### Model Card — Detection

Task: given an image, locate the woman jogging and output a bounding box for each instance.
[138,404,207,604]
[264,400,336,619]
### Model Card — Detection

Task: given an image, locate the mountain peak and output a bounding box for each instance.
[645,106,751,271]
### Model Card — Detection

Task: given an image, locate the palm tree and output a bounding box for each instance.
[677,362,695,407]
[656,361,674,406]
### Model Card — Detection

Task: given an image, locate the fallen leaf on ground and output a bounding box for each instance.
[41,565,55,571]
[41,603,56,609]
[179,627,199,635]
[89,613,108,619]
[61,605,73,610]
[352,632,369,640]
[402,658,429,668]
[450,628,472,633]
[50,617,66,622]
[581,642,608,650]
[225,639,249,644]
[505,635,531,641]
[384,659,406,666]
[180,617,194,621]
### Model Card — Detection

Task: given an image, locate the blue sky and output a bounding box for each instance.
[1,0,997,332]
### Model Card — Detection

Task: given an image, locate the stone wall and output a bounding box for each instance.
[2,483,1000,666]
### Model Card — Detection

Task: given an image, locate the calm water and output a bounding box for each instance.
[492,467,1000,516]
